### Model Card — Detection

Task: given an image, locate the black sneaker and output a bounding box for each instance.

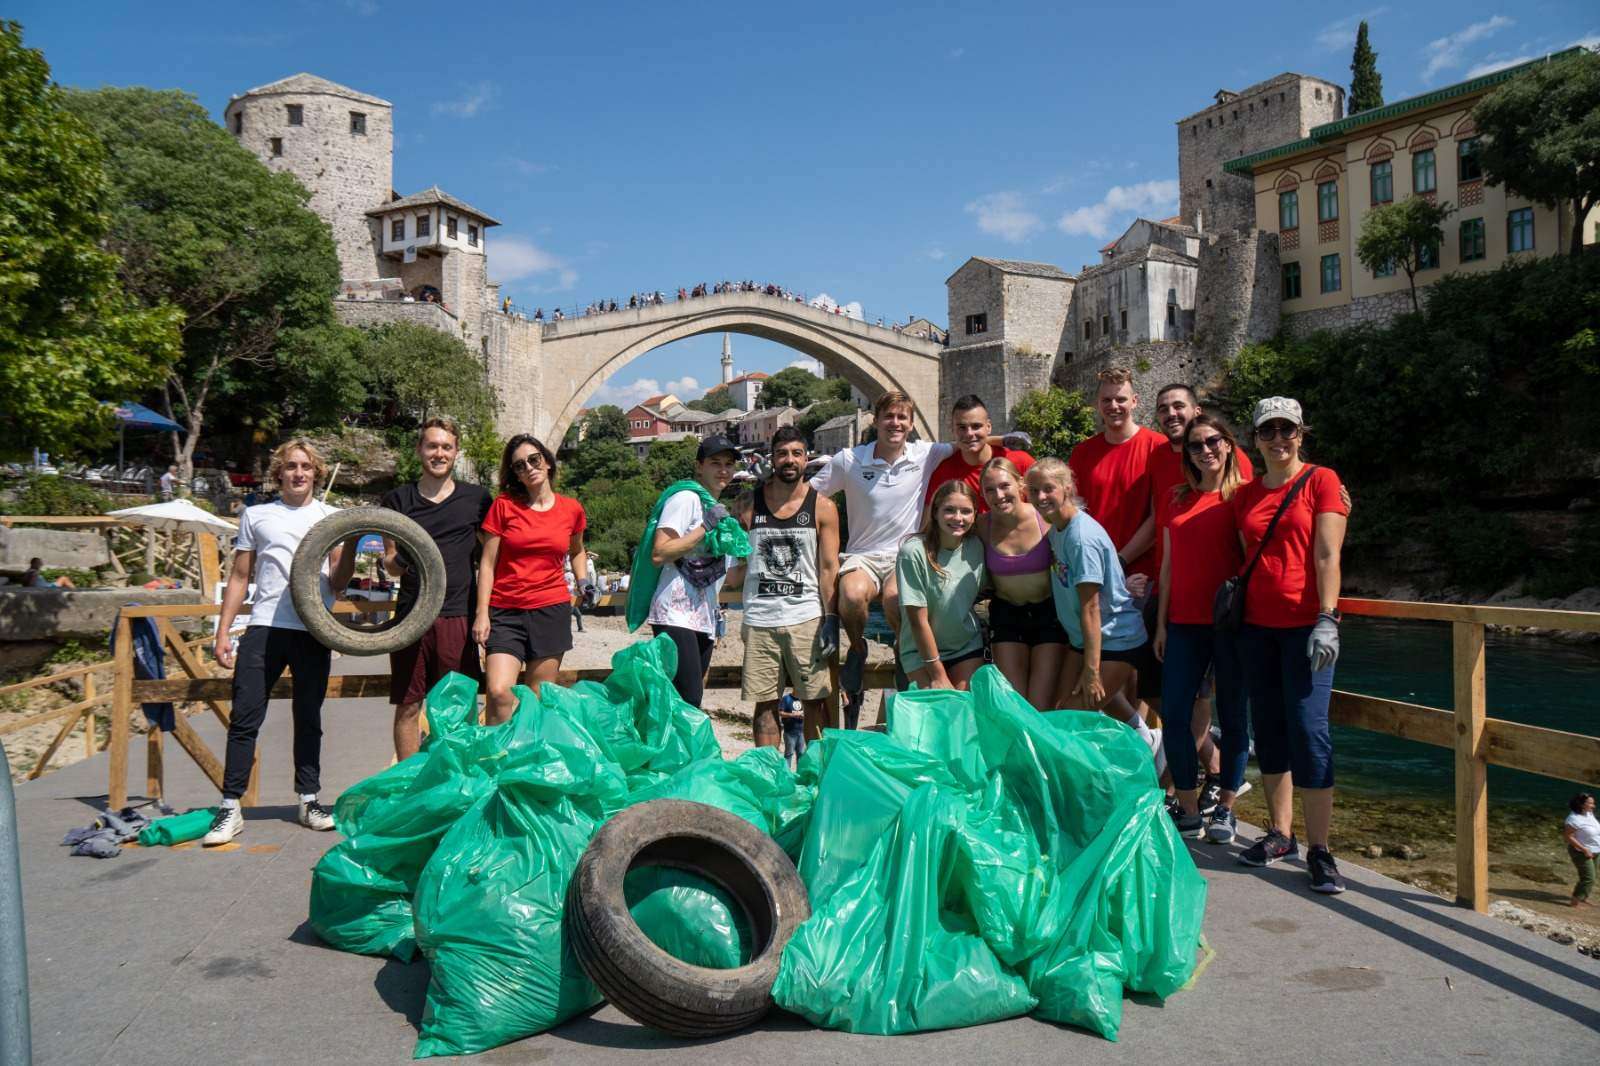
[842,689,863,730]
[1168,805,1204,838]
[1204,805,1237,844]
[1198,779,1224,815]
[1307,846,1347,894]
[1238,829,1298,867]
[1164,796,1182,820]
[840,644,867,696]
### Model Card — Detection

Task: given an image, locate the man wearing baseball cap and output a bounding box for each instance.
[637,434,747,707]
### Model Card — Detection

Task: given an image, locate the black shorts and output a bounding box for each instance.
[485,603,573,662]
[1070,640,1154,669]
[988,598,1070,647]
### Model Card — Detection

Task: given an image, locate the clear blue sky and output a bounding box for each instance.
[15,1,1595,409]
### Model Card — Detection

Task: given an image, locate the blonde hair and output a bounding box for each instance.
[267,438,329,489]
[1096,367,1134,389]
[1025,457,1085,509]
[916,479,980,575]
[873,390,915,420]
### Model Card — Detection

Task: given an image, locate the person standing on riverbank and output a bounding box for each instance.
[1232,396,1350,894]
[474,435,590,723]
[897,480,987,690]
[205,440,357,846]
[380,419,491,760]
[643,435,745,708]
[978,457,1066,710]
[1027,459,1163,770]
[1154,414,1250,840]
[1563,793,1599,907]
[735,426,840,748]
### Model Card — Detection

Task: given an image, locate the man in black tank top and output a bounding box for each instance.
[729,427,841,749]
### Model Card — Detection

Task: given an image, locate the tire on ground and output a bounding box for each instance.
[289,507,445,657]
[568,799,810,1037]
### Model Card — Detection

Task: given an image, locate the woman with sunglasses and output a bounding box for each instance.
[1230,397,1350,893]
[1154,414,1250,841]
[474,435,590,723]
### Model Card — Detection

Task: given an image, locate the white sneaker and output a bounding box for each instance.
[202,806,243,846]
[1147,727,1167,779]
[298,798,335,832]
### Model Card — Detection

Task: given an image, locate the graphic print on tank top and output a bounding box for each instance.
[743,488,821,627]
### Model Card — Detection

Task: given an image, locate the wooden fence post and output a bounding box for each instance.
[1453,621,1488,912]
[146,730,164,804]
[83,675,97,758]
[109,618,133,810]
[198,533,220,600]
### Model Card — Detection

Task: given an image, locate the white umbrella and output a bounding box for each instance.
[107,499,239,536]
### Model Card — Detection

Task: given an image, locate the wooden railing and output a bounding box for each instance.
[19,595,1592,916]
[1333,598,1600,912]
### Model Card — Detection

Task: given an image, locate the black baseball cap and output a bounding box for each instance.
[697,434,740,460]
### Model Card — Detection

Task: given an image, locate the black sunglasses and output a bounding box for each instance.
[1256,421,1301,441]
[511,455,546,473]
[1185,435,1228,454]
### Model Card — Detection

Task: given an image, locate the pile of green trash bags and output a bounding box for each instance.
[307,635,1205,1058]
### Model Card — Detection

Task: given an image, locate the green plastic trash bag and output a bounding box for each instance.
[627,746,812,850]
[411,708,627,1059]
[624,479,751,632]
[625,867,753,970]
[420,671,481,743]
[772,665,1206,1041]
[136,807,219,846]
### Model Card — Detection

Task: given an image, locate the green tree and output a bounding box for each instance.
[644,438,698,485]
[1348,21,1384,113]
[686,385,732,413]
[757,366,827,409]
[357,321,501,484]
[0,22,180,459]
[1011,387,1097,459]
[62,87,343,481]
[579,404,629,444]
[797,398,857,443]
[1355,197,1454,312]
[575,475,659,570]
[1473,49,1600,257]
[564,438,640,489]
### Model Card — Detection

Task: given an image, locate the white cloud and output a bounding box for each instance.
[1466,33,1600,76]
[432,80,497,118]
[1057,179,1180,240]
[508,158,553,176]
[1314,9,1389,52]
[487,236,577,290]
[809,294,864,320]
[592,375,702,408]
[949,47,966,59]
[923,246,947,261]
[965,192,1041,242]
[1423,16,1514,81]
[786,358,824,375]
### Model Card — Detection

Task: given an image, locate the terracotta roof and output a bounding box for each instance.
[366,185,501,226]
[637,395,668,408]
[232,73,390,108]
[727,372,770,385]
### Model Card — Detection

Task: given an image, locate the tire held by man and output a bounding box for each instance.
[290,507,446,657]
[568,800,810,1037]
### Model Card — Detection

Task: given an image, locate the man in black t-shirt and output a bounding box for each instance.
[380,418,492,759]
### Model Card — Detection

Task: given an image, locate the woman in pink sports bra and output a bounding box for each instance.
[978,457,1070,709]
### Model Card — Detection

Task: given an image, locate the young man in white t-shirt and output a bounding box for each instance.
[203,440,356,845]
[1564,792,1599,908]
[810,391,1025,712]
[648,435,741,708]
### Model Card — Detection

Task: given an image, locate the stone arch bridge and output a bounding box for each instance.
[484,291,946,444]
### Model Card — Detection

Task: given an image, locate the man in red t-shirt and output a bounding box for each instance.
[1068,368,1166,586]
[925,394,1035,511]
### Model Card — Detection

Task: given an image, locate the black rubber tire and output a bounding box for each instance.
[568,800,810,1038]
[288,507,445,657]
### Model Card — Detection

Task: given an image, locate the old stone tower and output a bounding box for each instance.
[224,74,393,281]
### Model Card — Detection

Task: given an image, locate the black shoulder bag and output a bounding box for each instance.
[1214,466,1316,634]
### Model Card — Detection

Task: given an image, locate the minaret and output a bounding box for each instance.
[720,334,734,385]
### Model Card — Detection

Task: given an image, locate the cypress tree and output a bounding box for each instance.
[1349,21,1384,113]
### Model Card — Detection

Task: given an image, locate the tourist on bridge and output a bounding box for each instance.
[632,435,748,709]
[924,394,1034,511]
[1153,413,1251,842]
[1230,396,1349,894]
[1027,458,1164,773]
[976,457,1066,711]
[897,480,987,691]
[1564,793,1599,908]
[474,435,591,723]
[205,439,357,846]
[379,418,491,761]
[729,426,840,749]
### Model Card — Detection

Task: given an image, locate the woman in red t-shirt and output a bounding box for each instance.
[1154,414,1250,843]
[473,434,590,723]
[1229,397,1349,895]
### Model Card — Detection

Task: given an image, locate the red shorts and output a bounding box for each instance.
[389,615,481,706]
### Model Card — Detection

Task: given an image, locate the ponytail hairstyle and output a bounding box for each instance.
[1024,456,1084,508]
[916,479,982,575]
[1179,413,1245,502]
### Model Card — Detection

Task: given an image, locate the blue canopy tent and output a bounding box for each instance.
[111,402,184,471]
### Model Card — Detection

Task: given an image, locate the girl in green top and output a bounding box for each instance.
[896,480,987,690]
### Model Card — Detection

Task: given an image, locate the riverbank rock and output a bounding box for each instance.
[1388,843,1424,861]
[1361,844,1384,859]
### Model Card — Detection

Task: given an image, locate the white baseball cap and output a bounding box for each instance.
[1252,396,1303,428]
